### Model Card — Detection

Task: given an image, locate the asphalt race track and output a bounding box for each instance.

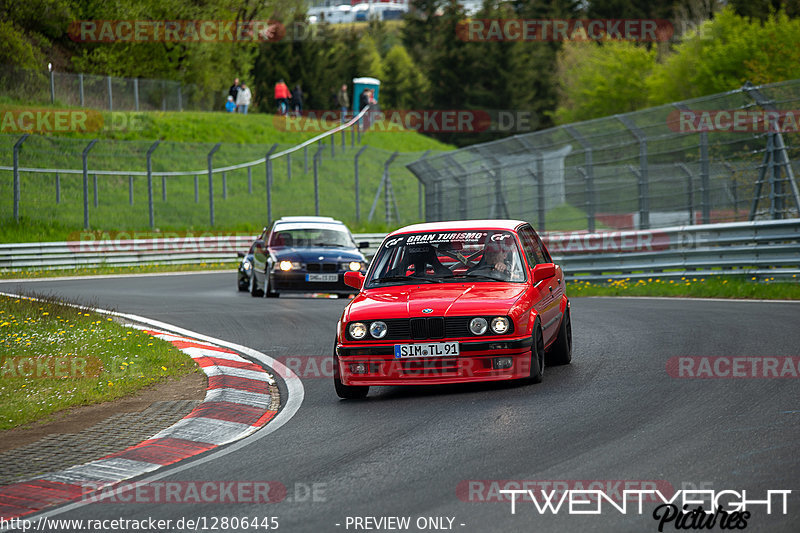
[1,273,799,532]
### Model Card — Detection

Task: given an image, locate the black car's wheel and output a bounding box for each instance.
[546,308,572,366]
[250,272,264,298]
[528,322,544,384]
[333,342,369,399]
[238,273,250,292]
[265,273,278,298]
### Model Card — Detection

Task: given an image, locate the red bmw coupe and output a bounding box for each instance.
[333,220,571,399]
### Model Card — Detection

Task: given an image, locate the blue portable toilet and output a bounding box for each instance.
[353,77,380,112]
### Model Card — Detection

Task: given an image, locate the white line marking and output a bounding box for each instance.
[0,270,227,283]
[584,296,800,304]
[0,292,304,529]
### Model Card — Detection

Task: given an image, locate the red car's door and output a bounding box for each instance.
[519,226,561,345]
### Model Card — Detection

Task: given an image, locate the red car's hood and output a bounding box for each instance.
[346,283,527,321]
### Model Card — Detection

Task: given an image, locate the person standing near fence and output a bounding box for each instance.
[237,83,252,115]
[229,78,241,112]
[291,84,303,116]
[337,84,349,123]
[274,79,290,115]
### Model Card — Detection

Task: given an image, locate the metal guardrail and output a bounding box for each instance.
[0,233,388,271]
[545,219,800,280]
[0,222,798,280]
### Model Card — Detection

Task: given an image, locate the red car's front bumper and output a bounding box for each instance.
[336,336,533,386]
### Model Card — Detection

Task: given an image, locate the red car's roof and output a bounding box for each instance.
[389,219,527,236]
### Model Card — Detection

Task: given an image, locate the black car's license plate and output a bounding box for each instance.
[306,274,338,282]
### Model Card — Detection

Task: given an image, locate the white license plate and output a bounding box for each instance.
[394,342,459,358]
[306,273,338,282]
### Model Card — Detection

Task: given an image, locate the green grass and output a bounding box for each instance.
[568,275,800,299]
[0,108,453,243]
[0,294,198,430]
[0,261,232,279]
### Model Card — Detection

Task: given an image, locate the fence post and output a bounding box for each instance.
[384,151,400,224]
[675,163,694,225]
[162,175,167,202]
[133,78,139,111]
[50,70,55,104]
[304,145,308,173]
[128,175,133,206]
[341,128,346,151]
[266,144,278,224]
[313,143,324,216]
[354,146,368,222]
[56,172,61,204]
[82,139,98,229]
[146,140,160,228]
[222,172,227,200]
[617,115,648,229]
[93,174,98,207]
[161,81,167,111]
[194,175,199,203]
[331,136,335,157]
[413,150,431,221]
[12,134,29,222]
[248,166,252,194]
[351,122,355,147]
[564,126,595,232]
[177,86,183,112]
[207,143,221,227]
[107,76,113,111]
[287,153,292,182]
[527,170,545,233]
[700,132,710,224]
[79,73,84,107]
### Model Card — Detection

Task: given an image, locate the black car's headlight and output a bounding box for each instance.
[242,261,252,271]
[349,322,367,339]
[340,261,364,271]
[277,260,302,271]
[491,317,510,334]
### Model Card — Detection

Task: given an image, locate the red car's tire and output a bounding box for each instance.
[546,308,572,366]
[333,342,369,399]
[528,321,544,384]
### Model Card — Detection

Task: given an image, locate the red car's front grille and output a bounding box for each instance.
[410,317,445,339]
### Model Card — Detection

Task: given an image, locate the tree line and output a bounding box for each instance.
[3,0,799,146]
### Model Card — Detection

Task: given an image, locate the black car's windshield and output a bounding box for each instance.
[366,230,526,287]
[269,227,354,248]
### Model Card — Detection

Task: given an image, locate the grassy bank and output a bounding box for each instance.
[0,107,453,243]
[0,294,198,430]
[568,275,800,300]
[0,262,232,280]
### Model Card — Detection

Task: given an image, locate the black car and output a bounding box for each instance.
[240,216,369,298]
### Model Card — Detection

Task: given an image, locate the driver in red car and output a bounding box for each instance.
[468,238,514,280]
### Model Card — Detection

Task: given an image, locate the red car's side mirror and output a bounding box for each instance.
[344,271,365,289]
[532,263,556,285]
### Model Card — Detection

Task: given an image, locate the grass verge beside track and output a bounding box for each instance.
[0,294,198,430]
[0,262,231,280]
[568,275,800,299]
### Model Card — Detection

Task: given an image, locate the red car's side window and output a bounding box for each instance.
[519,226,547,267]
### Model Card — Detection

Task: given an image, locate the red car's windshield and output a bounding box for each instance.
[366,230,526,287]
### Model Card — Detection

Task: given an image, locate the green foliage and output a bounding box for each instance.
[381,45,428,109]
[554,41,656,123]
[357,34,385,80]
[647,8,800,106]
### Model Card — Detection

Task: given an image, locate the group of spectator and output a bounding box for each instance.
[227,78,252,114]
